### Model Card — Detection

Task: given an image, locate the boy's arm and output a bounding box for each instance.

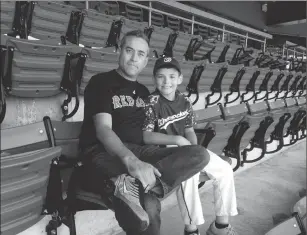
[143,131,181,145]
[184,127,198,145]
[184,97,198,145]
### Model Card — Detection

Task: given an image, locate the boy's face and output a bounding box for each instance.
[153,67,183,98]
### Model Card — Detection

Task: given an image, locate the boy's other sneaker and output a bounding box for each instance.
[114,174,149,231]
[206,222,238,235]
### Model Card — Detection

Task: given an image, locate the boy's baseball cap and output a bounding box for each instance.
[153,57,181,75]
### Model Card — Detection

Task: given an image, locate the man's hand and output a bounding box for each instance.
[125,157,162,193]
[175,136,192,146]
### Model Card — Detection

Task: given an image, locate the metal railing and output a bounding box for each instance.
[84,0,270,48]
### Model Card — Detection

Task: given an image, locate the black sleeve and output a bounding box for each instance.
[142,97,157,132]
[84,75,114,117]
[185,97,196,128]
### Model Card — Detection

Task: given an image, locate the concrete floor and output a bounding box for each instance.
[119,141,306,235]
[16,140,306,235]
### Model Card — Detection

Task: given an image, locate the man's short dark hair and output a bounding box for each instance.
[119,30,150,50]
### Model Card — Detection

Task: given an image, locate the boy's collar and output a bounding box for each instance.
[154,89,180,100]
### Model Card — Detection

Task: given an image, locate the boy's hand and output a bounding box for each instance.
[175,136,192,146]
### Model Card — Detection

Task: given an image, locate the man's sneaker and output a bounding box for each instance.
[184,229,200,235]
[114,174,149,231]
[206,222,238,235]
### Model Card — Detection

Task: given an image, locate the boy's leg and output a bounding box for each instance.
[176,172,204,225]
[204,149,238,218]
[203,149,238,235]
[132,144,210,197]
[174,148,238,234]
[176,172,205,233]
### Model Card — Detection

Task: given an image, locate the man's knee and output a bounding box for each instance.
[189,145,210,171]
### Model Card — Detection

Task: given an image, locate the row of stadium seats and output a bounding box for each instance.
[2,1,304,70]
[1,96,306,235]
[1,33,306,123]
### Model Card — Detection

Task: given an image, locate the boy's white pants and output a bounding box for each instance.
[176,149,238,225]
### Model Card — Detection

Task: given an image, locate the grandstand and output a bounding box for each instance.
[0,1,306,235]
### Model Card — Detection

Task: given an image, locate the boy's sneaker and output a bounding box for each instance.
[184,229,200,235]
[114,174,149,231]
[206,222,238,235]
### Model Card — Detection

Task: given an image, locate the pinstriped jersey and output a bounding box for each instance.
[142,90,196,136]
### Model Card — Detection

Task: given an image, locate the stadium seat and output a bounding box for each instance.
[1,1,34,39]
[275,71,295,100]
[254,69,273,103]
[177,60,203,92]
[30,1,81,43]
[203,63,228,108]
[4,37,82,97]
[208,28,220,41]
[151,11,164,28]
[196,103,249,171]
[79,9,121,48]
[166,15,180,32]
[296,75,307,97]
[185,61,228,107]
[87,1,111,15]
[266,70,285,101]
[222,65,246,107]
[196,24,209,40]
[186,38,215,61]
[2,37,85,121]
[119,18,149,42]
[172,32,202,60]
[210,41,229,63]
[225,43,244,65]
[185,63,206,104]
[182,20,192,34]
[264,99,292,153]
[124,3,144,22]
[194,105,223,147]
[283,97,304,132]
[79,47,119,95]
[1,1,16,35]
[1,117,65,235]
[287,72,304,98]
[265,212,305,235]
[240,101,274,166]
[1,118,55,155]
[236,48,255,66]
[283,97,307,144]
[253,68,272,103]
[240,66,260,103]
[150,25,173,58]
[1,147,62,235]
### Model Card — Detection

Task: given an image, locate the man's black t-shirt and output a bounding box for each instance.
[79,69,150,151]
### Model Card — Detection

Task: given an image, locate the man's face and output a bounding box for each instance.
[118,36,149,80]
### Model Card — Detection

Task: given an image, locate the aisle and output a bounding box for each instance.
[157,141,306,235]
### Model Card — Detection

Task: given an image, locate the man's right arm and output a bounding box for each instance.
[94,113,161,191]
[93,113,136,166]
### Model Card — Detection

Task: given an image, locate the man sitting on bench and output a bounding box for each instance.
[78,30,210,235]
